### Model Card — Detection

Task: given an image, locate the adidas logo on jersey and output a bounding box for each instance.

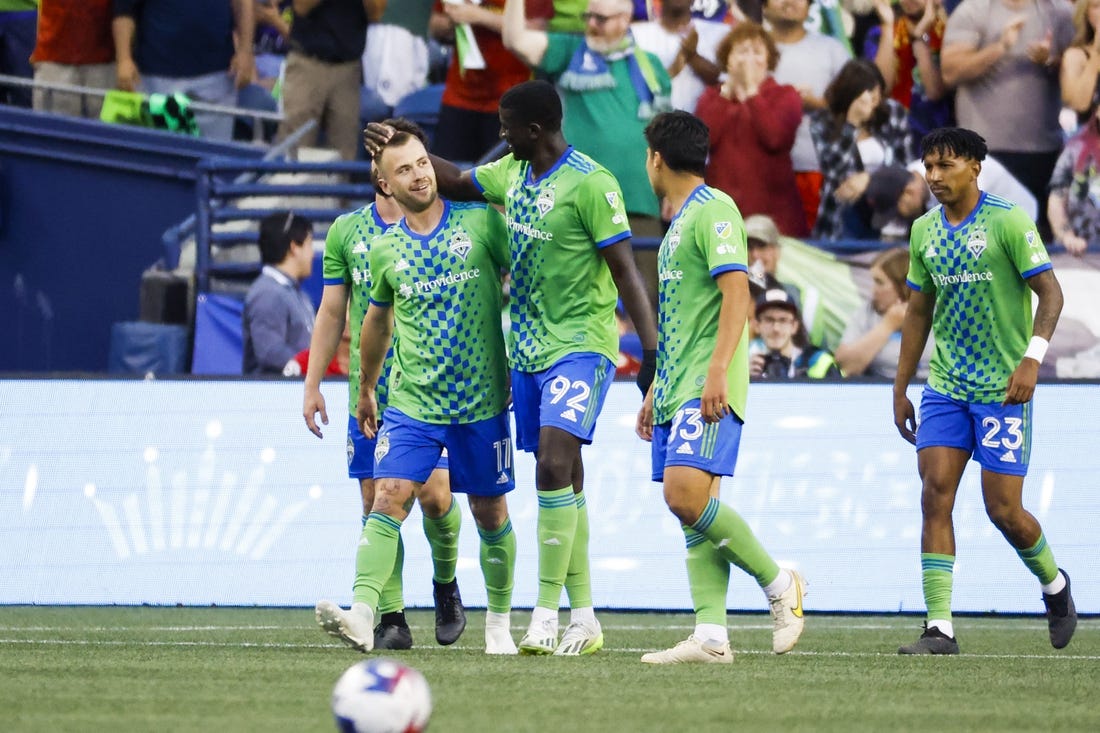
[353,241,368,254]
[1000,450,1017,463]
[496,471,509,485]
[395,259,410,271]
[561,408,578,422]
[676,443,694,456]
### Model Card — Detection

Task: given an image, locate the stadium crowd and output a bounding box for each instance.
[4,0,1097,377]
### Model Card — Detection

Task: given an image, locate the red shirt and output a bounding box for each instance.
[31,0,115,65]
[695,78,809,237]
[888,15,946,109]
[436,0,553,113]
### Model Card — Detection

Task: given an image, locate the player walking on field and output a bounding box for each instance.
[315,127,519,655]
[368,79,659,656]
[893,127,1077,655]
[635,111,806,664]
[303,121,467,651]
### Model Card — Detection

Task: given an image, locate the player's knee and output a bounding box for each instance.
[468,495,508,531]
[919,482,956,518]
[535,450,575,489]
[662,487,705,526]
[984,499,1023,533]
[372,478,414,519]
[417,481,451,518]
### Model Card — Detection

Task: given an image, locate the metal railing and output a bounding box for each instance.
[0,73,282,144]
[191,157,374,292]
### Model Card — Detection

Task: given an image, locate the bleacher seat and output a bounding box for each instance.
[393,83,445,147]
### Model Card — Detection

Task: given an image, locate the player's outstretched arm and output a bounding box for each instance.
[892,288,934,444]
[356,304,394,439]
[1004,269,1063,405]
[303,284,349,438]
[600,240,658,393]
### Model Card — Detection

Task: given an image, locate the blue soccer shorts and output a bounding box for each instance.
[372,408,513,495]
[511,352,615,454]
[651,399,744,481]
[346,414,449,480]
[916,386,1032,476]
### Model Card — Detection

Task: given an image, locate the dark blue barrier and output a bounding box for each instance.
[0,106,265,372]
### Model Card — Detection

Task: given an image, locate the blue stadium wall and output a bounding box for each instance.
[1,379,1096,614]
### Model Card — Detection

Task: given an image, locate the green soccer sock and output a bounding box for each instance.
[564,490,593,609]
[352,513,403,610]
[921,553,955,623]
[478,518,516,615]
[376,534,405,615]
[1016,534,1059,585]
[684,526,731,627]
[691,497,780,588]
[422,497,461,584]
[536,485,578,610]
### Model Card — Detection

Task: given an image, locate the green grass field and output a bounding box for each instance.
[1,607,1097,732]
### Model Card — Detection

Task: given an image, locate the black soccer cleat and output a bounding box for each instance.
[373,613,413,650]
[898,623,959,655]
[433,579,467,645]
[1042,569,1077,649]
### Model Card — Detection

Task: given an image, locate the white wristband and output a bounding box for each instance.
[1023,336,1049,364]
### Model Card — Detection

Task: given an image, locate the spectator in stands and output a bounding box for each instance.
[30,0,115,118]
[631,0,726,112]
[835,246,931,378]
[429,0,552,162]
[1060,0,1100,126]
[242,211,316,376]
[864,0,952,157]
[764,0,850,234]
[1047,108,1100,256]
[254,1,292,88]
[810,59,910,240]
[112,0,254,141]
[695,22,807,236]
[361,0,433,124]
[749,288,839,379]
[0,0,36,107]
[277,0,384,160]
[502,0,672,237]
[940,0,1073,235]
[744,213,802,310]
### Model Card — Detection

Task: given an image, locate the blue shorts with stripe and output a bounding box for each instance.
[651,399,743,481]
[916,386,1032,476]
[345,414,449,480]
[372,408,513,495]
[511,352,615,454]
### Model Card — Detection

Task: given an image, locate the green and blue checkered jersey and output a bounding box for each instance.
[652,185,750,425]
[323,204,395,414]
[368,199,510,424]
[907,192,1053,403]
[472,147,630,372]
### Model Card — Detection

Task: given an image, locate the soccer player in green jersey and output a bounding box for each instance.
[315,128,519,655]
[303,121,467,650]
[893,127,1076,655]
[634,111,806,664]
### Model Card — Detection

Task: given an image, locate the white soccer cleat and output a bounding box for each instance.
[484,622,518,655]
[640,635,733,664]
[315,599,375,653]
[517,617,558,656]
[769,569,806,654]
[553,619,604,656]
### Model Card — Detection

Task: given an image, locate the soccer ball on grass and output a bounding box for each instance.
[331,657,432,733]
